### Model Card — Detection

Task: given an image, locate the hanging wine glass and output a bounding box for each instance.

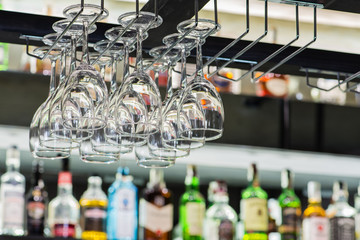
[47,20,98,145]
[39,33,74,150]
[147,46,190,158]
[83,40,133,157]
[162,33,206,149]
[115,12,163,141]
[29,46,70,160]
[177,19,224,141]
[104,26,148,147]
[61,5,109,139]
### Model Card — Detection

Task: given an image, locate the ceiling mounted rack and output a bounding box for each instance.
[142,0,219,72]
[22,0,107,61]
[301,66,360,93]
[205,0,269,81]
[206,0,321,83]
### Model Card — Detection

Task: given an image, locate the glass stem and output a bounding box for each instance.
[123,41,130,80]
[180,47,187,89]
[110,55,118,95]
[81,21,90,65]
[135,28,143,71]
[70,35,77,73]
[60,49,67,84]
[100,64,106,81]
[49,59,57,96]
[165,62,173,100]
[196,38,204,80]
[154,70,159,86]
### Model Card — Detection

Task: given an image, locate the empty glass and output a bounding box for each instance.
[29,46,70,160]
[61,10,109,139]
[177,19,224,141]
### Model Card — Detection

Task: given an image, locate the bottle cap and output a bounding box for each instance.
[308,181,321,202]
[58,171,72,185]
[6,145,20,168]
[281,169,293,189]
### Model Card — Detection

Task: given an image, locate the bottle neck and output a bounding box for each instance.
[7,163,19,172]
[148,170,165,189]
[88,182,101,191]
[333,191,348,203]
[251,174,260,187]
[33,170,43,188]
[248,164,260,188]
[213,193,229,204]
[186,176,200,192]
[58,183,73,195]
[308,198,322,206]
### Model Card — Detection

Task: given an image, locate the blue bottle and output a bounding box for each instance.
[107,167,138,240]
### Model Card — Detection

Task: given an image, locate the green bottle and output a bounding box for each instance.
[241,163,268,240]
[278,169,301,240]
[0,1,8,71]
[180,165,206,240]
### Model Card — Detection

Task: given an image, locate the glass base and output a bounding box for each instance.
[117,11,163,30]
[63,4,109,22]
[177,18,221,38]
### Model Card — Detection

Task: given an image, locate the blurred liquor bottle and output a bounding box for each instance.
[139,169,173,240]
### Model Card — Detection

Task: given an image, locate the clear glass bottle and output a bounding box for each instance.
[204,180,237,240]
[180,165,206,240]
[107,167,138,240]
[48,158,80,238]
[278,169,301,240]
[327,181,355,240]
[0,146,25,236]
[26,159,48,236]
[355,183,360,240]
[80,175,108,240]
[139,169,173,240]
[302,181,329,240]
[241,163,268,240]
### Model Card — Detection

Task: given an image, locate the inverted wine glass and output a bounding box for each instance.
[47,19,98,144]
[61,11,109,140]
[29,46,70,159]
[177,19,224,141]
[148,46,190,158]
[115,11,163,140]
[162,33,205,149]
